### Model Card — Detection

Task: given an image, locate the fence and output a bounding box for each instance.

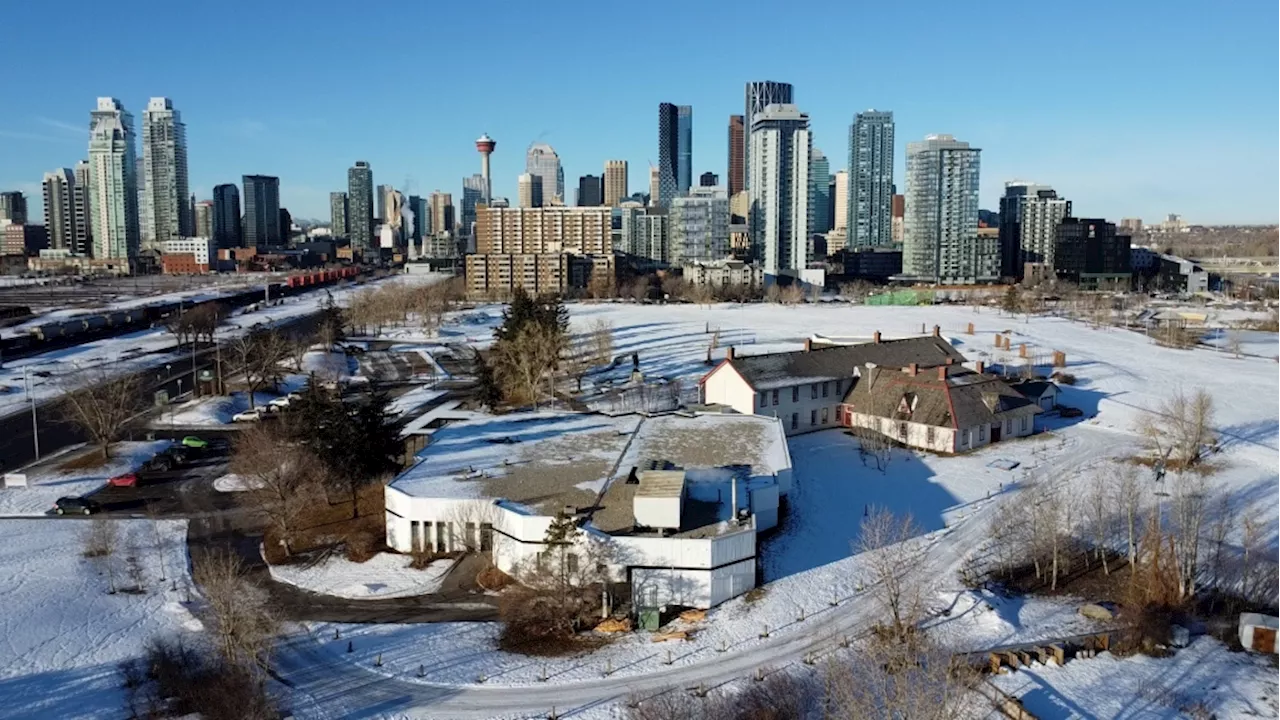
[866,289,933,306]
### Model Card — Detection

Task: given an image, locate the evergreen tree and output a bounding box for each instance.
[494,288,537,342]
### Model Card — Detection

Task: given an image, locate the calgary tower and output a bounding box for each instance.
[475,133,496,203]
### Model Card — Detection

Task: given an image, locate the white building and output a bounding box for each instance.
[748,104,811,279]
[161,237,211,266]
[669,186,730,264]
[832,170,849,231]
[384,412,792,609]
[88,97,140,260]
[140,97,190,250]
[682,260,764,289]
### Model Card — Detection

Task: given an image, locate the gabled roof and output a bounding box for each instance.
[843,365,1040,430]
[722,336,966,390]
[1009,379,1058,401]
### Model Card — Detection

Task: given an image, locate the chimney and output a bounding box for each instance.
[976,360,985,374]
[937,366,947,381]
[726,346,735,361]
[946,357,954,365]
[905,362,918,376]
[804,338,812,352]
[873,331,881,344]
[933,325,941,338]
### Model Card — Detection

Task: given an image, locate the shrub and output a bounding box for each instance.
[497,585,601,654]
[126,635,280,720]
[1054,372,1077,385]
[343,529,381,563]
[476,564,514,591]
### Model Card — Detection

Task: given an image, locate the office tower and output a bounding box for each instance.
[577,175,603,207]
[648,166,661,207]
[87,97,140,260]
[42,170,75,250]
[329,191,349,238]
[727,115,745,196]
[212,184,242,248]
[617,206,667,263]
[136,158,146,239]
[810,148,831,235]
[656,103,682,206]
[409,195,427,244]
[604,160,628,206]
[140,97,190,249]
[891,194,905,245]
[743,81,794,192]
[72,161,92,255]
[429,192,454,236]
[848,110,895,248]
[998,182,1071,279]
[375,184,390,223]
[832,170,849,231]
[826,176,837,233]
[749,104,811,276]
[241,175,281,248]
[475,134,496,202]
[903,134,985,283]
[518,173,542,208]
[677,105,693,193]
[1054,218,1132,286]
[700,172,718,187]
[670,186,730,264]
[347,161,374,252]
[279,208,293,246]
[194,200,213,239]
[0,191,27,223]
[461,174,485,236]
[525,143,563,206]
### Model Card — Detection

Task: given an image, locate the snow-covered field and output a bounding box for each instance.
[270,552,456,600]
[0,518,198,719]
[0,441,169,516]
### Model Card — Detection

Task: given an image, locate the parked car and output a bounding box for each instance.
[233,408,264,422]
[1058,406,1083,418]
[140,455,174,473]
[107,473,138,488]
[268,393,301,410]
[54,496,100,515]
[180,436,209,449]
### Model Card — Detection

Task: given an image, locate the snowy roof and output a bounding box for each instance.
[843,365,1040,430]
[720,336,966,390]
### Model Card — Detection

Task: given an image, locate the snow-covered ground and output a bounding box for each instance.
[0,440,170,516]
[269,552,456,600]
[991,636,1278,719]
[388,386,448,417]
[0,518,198,719]
[212,473,253,492]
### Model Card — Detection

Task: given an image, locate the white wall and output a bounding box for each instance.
[848,413,956,453]
[701,363,756,415]
[632,557,756,609]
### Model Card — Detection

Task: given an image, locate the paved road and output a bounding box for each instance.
[270,427,1136,720]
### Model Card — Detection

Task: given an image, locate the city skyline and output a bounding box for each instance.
[0,1,1274,225]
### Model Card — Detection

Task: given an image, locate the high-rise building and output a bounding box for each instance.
[518,173,542,208]
[657,103,680,207]
[832,170,849,231]
[1054,218,1132,287]
[429,192,454,237]
[42,170,76,250]
[72,161,92,255]
[809,148,831,235]
[700,172,719,187]
[194,200,213,239]
[461,174,485,236]
[826,176,837,232]
[87,97,140,260]
[212,184,241,248]
[1118,217,1143,233]
[577,175,603,207]
[848,110,895,248]
[140,97,190,249]
[743,81,794,192]
[329,192,348,239]
[525,143,563,206]
[648,166,661,207]
[891,194,905,245]
[375,184,390,224]
[604,161,628,206]
[475,206,613,255]
[0,191,28,223]
[241,175,281,249]
[409,195,427,246]
[279,208,293,246]
[727,115,745,197]
[347,161,374,253]
[748,104,811,276]
[903,134,988,283]
[998,182,1071,279]
[677,105,693,194]
[670,186,730,265]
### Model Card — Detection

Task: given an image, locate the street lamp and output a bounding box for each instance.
[21,366,39,461]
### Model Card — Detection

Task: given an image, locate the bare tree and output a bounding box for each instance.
[82,518,120,593]
[1113,463,1144,570]
[1137,387,1216,468]
[232,330,290,408]
[1206,491,1235,590]
[1168,472,1208,601]
[493,322,562,408]
[58,371,143,459]
[1226,329,1244,358]
[851,425,894,473]
[855,507,926,642]
[230,425,326,557]
[192,550,279,674]
[1084,472,1113,575]
[824,636,979,720]
[629,276,650,303]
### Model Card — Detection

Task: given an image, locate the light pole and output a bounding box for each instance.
[174,378,183,430]
[22,366,39,461]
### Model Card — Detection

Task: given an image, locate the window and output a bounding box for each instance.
[822,382,829,398]
[759,392,767,408]
[979,425,986,441]
[1006,420,1012,436]
[836,380,843,396]
[792,386,799,403]
[480,523,494,552]
[926,426,936,445]
[810,409,817,426]
[772,389,779,406]
[410,521,421,552]
[436,522,446,550]
[811,383,818,399]
[899,422,908,439]
[1021,417,1028,432]
[821,407,829,425]
[790,413,798,430]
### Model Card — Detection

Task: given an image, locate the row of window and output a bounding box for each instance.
[788,406,831,430]
[406,520,494,553]
[758,379,844,408]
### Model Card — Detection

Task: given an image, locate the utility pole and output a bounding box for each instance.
[22,366,39,461]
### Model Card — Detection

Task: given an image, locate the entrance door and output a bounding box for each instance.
[991,423,1002,442]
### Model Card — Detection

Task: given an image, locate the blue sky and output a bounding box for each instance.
[1,0,1276,224]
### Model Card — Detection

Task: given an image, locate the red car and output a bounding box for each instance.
[107,473,138,488]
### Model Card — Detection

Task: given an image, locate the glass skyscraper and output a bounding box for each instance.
[676,106,693,194]
[241,175,281,249]
[140,97,190,250]
[848,110,895,248]
[657,103,680,207]
[347,161,374,252]
[809,148,831,235]
[903,134,983,283]
[88,97,140,260]
[212,184,241,248]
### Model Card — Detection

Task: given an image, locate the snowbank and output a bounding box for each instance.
[269,552,455,599]
[213,473,257,492]
[0,440,170,516]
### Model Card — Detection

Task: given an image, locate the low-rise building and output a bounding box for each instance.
[682,260,764,289]
[464,252,614,299]
[2,223,48,256]
[161,237,211,273]
[384,412,792,609]
[1156,253,1209,294]
[1054,218,1132,289]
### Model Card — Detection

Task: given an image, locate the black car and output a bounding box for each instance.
[140,454,175,473]
[54,496,101,515]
